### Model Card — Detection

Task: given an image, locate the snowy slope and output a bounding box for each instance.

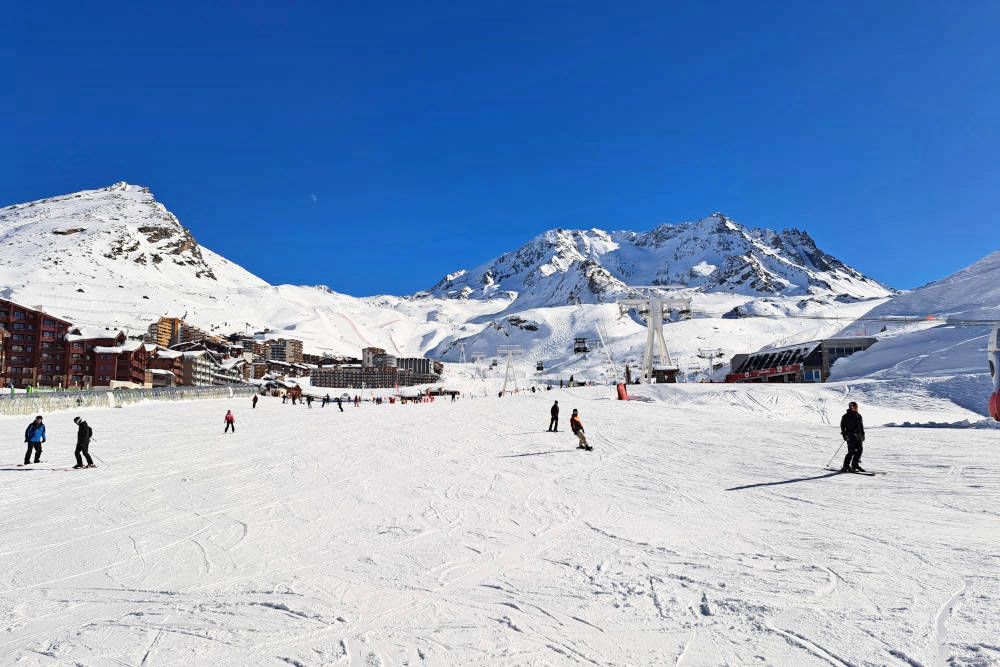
[0,385,995,664]
[424,213,892,307]
[829,251,1000,417]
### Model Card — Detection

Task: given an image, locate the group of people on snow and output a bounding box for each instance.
[22,414,95,469]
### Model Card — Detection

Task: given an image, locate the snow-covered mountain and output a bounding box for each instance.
[1,183,896,382]
[424,214,891,308]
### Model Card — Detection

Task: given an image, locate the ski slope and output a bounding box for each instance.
[0,383,996,665]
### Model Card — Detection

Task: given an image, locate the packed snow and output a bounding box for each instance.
[1,380,996,665]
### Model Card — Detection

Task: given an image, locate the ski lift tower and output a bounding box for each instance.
[618,286,692,383]
[497,345,523,395]
[471,353,486,379]
[697,347,724,379]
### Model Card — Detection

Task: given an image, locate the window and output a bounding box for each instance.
[42,331,54,339]
[72,353,82,359]
[21,368,32,375]
[12,323,25,331]
[43,319,56,327]
[13,335,24,342]
[14,312,25,320]
[71,364,81,371]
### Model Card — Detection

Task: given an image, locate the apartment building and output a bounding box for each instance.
[0,299,74,388]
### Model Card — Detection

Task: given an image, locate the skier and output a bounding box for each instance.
[252,394,259,409]
[323,393,330,407]
[570,409,591,450]
[72,416,95,469]
[306,395,313,408]
[23,415,46,465]
[282,393,288,404]
[568,375,575,388]
[548,401,559,432]
[336,396,343,412]
[560,379,564,389]
[224,410,236,433]
[840,401,865,472]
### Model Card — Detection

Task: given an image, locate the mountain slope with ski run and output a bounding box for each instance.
[0,183,893,379]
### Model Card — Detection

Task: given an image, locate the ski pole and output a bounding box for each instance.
[825,441,845,469]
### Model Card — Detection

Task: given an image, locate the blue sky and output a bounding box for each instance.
[6,1,998,294]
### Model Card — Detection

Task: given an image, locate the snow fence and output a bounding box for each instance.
[0,385,259,416]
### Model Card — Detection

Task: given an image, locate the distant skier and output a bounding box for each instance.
[568,375,575,388]
[323,394,330,407]
[224,410,236,433]
[72,416,94,469]
[306,395,313,408]
[559,379,564,389]
[840,402,865,472]
[252,394,259,409]
[23,415,46,465]
[570,409,591,450]
[336,396,343,412]
[548,401,559,432]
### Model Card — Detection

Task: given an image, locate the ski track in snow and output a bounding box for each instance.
[0,384,997,665]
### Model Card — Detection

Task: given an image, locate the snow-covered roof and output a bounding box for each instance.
[148,369,175,376]
[219,358,246,370]
[155,350,183,359]
[94,340,142,354]
[66,327,123,342]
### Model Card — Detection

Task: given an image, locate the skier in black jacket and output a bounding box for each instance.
[73,416,95,469]
[548,401,559,432]
[840,402,865,472]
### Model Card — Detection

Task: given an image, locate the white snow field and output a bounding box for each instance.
[1,385,997,666]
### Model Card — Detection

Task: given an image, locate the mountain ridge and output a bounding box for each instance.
[423,213,892,309]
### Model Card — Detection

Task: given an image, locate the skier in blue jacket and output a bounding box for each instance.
[24,415,46,465]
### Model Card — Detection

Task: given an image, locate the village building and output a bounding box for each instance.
[0,299,74,388]
[726,337,878,383]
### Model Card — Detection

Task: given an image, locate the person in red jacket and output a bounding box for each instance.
[570,409,591,450]
[224,410,236,433]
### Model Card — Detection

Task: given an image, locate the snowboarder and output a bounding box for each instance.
[224,410,236,433]
[548,401,559,432]
[336,396,343,412]
[72,416,94,469]
[252,394,259,409]
[840,401,865,472]
[570,409,591,450]
[23,415,45,465]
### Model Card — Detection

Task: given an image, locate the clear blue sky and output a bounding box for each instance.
[6,1,998,294]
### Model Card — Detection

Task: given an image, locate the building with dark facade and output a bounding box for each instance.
[726,337,878,383]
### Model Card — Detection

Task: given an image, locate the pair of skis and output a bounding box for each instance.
[824,467,883,477]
